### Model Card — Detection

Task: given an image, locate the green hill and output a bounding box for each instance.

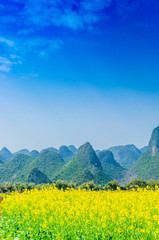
[140,146,148,154]
[14,149,30,156]
[131,153,159,180]
[55,142,110,186]
[97,150,125,180]
[0,150,65,183]
[59,145,74,163]
[32,150,65,180]
[0,147,13,161]
[40,147,58,154]
[13,149,39,158]
[29,150,39,158]
[108,144,141,168]
[27,168,51,184]
[0,154,34,182]
[0,156,4,164]
[132,127,159,180]
[68,145,78,154]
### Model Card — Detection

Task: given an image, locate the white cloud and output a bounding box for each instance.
[22,0,110,30]
[0,56,22,73]
[0,0,146,32]
[9,54,20,59]
[19,37,64,56]
[0,56,13,72]
[0,37,14,47]
[0,34,63,73]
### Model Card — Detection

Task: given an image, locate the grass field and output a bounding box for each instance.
[0,186,159,239]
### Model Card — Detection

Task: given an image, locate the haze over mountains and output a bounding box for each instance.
[0,126,159,185]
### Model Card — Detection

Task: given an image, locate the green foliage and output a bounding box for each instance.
[27,168,52,184]
[131,153,159,180]
[0,151,65,183]
[80,181,96,190]
[0,156,4,164]
[73,170,95,186]
[132,127,159,180]
[148,180,159,189]
[68,145,78,154]
[29,150,39,158]
[14,149,30,156]
[56,142,110,186]
[55,180,76,190]
[1,178,159,194]
[0,182,35,193]
[58,145,74,163]
[13,149,39,159]
[148,126,159,155]
[104,180,119,190]
[0,147,13,161]
[98,150,125,180]
[140,146,148,154]
[108,145,141,168]
[0,154,35,182]
[40,147,58,154]
[126,180,148,189]
[32,150,65,180]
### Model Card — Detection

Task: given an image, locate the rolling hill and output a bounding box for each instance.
[140,146,148,154]
[68,145,78,154]
[14,149,30,156]
[58,145,74,163]
[0,154,34,182]
[0,147,13,161]
[27,168,51,184]
[29,150,39,158]
[32,150,65,180]
[55,142,110,186]
[97,150,125,180]
[108,144,142,168]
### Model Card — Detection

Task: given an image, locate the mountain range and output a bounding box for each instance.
[0,126,159,185]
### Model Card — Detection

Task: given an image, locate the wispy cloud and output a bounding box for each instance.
[0,36,21,72]
[0,37,14,47]
[0,0,148,73]
[0,56,14,72]
[22,0,111,30]
[0,0,145,32]
[0,35,63,72]
[15,37,64,58]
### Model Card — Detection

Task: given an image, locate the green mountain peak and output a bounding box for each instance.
[0,147,13,161]
[98,150,125,181]
[32,150,65,181]
[68,145,78,154]
[27,168,51,184]
[108,144,141,168]
[58,145,74,163]
[148,126,159,156]
[55,142,110,186]
[132,127,159,180]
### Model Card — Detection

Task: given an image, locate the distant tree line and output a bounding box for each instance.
[0,179,159,193]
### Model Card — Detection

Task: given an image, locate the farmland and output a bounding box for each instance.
[0,186,159,239]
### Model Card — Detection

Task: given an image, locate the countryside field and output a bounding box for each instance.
[0,186,159,239]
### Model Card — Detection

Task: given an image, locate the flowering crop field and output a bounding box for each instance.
[0,187,159,239]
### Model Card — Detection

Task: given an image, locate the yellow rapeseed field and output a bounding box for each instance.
[1,186,159,239]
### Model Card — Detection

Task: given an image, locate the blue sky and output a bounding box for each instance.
[0,0,159,151]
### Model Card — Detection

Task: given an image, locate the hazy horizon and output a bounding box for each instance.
[0,0,159,151]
